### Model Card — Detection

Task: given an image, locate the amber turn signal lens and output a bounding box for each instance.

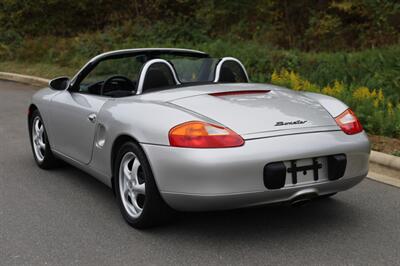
[169,121,244,148]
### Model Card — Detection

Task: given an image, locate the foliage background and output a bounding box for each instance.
[0,0,399,137]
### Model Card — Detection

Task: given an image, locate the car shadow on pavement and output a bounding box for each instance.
[30,158,363,240]
[149,198,361,239]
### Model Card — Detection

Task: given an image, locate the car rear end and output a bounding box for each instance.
[140,84,370,211]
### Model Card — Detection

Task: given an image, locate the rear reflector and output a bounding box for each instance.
[327,154,347,180]
[209,90,270,97]
[264,162,287,189]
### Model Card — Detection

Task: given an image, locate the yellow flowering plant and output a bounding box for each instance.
[270,68,400,137]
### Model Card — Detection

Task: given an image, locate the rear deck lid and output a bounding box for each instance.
[170,89,339,137]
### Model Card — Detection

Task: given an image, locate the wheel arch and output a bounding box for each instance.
[110,134,142,195]
[27,104,39,137]
[28,104,38,122]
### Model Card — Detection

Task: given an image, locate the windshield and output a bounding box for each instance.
[80,55,218,89]
[77,53,220,97]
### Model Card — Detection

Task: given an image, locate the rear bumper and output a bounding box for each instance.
[161,175,365,211]
[142,131,370,211]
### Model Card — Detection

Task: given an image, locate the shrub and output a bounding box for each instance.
[0,28,399,138]
[270,68,400,138]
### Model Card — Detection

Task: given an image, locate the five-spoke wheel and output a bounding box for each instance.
[119,152,146,218]
[114,141,173,228]
[29,109,60,169]
[32,116,46,162]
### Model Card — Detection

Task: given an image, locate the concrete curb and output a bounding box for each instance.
[370,150,400,172]
[0,72,50,87]
[368,171,400,188]
[0,71,399,176]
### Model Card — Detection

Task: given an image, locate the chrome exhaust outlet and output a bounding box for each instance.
[290,193,317,206]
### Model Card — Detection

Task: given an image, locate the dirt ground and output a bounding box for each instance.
[369,134,400,156]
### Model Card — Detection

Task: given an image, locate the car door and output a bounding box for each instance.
[47,54,142,164]
[49,91,108,164]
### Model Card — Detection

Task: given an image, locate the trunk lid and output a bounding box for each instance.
[170,88,339,137]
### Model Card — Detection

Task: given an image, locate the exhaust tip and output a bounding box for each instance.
[290,193,318,207]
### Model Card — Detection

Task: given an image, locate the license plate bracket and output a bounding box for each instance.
[287,158,322,184]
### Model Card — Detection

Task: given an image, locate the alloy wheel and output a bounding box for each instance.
[119,152,146,218]
[32,116,46,162]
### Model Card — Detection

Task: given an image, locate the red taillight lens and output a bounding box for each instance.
[169,121,244,148]
[335,109,363,135]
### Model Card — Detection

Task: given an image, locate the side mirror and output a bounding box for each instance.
[49,76,70,90]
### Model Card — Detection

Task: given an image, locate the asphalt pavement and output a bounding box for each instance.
[0,80,399,266]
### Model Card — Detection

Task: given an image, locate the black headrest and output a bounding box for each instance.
[219,66,237,83]
[142,63,176,92]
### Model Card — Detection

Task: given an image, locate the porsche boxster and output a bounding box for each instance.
[28,48,370,228]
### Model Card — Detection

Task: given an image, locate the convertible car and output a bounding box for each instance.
[28,48,370,228]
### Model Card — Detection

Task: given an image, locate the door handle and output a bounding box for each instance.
[88,113,97,123]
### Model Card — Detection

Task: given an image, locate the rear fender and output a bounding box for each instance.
[302,92,348,118]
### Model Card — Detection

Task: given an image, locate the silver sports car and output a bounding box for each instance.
[28,48,370,228]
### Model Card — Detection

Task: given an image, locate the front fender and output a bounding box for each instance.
[30,88,61,141]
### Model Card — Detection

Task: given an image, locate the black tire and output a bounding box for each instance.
[29,109,61,169]
[114,141,173,229]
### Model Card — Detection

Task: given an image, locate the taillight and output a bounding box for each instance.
[335,109,363,135]
[169,121,244,148]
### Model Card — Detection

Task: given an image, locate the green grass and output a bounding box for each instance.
[1,31,399,102]
[0,61,76,79]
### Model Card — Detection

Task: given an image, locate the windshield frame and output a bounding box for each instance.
[69,49,210,92]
